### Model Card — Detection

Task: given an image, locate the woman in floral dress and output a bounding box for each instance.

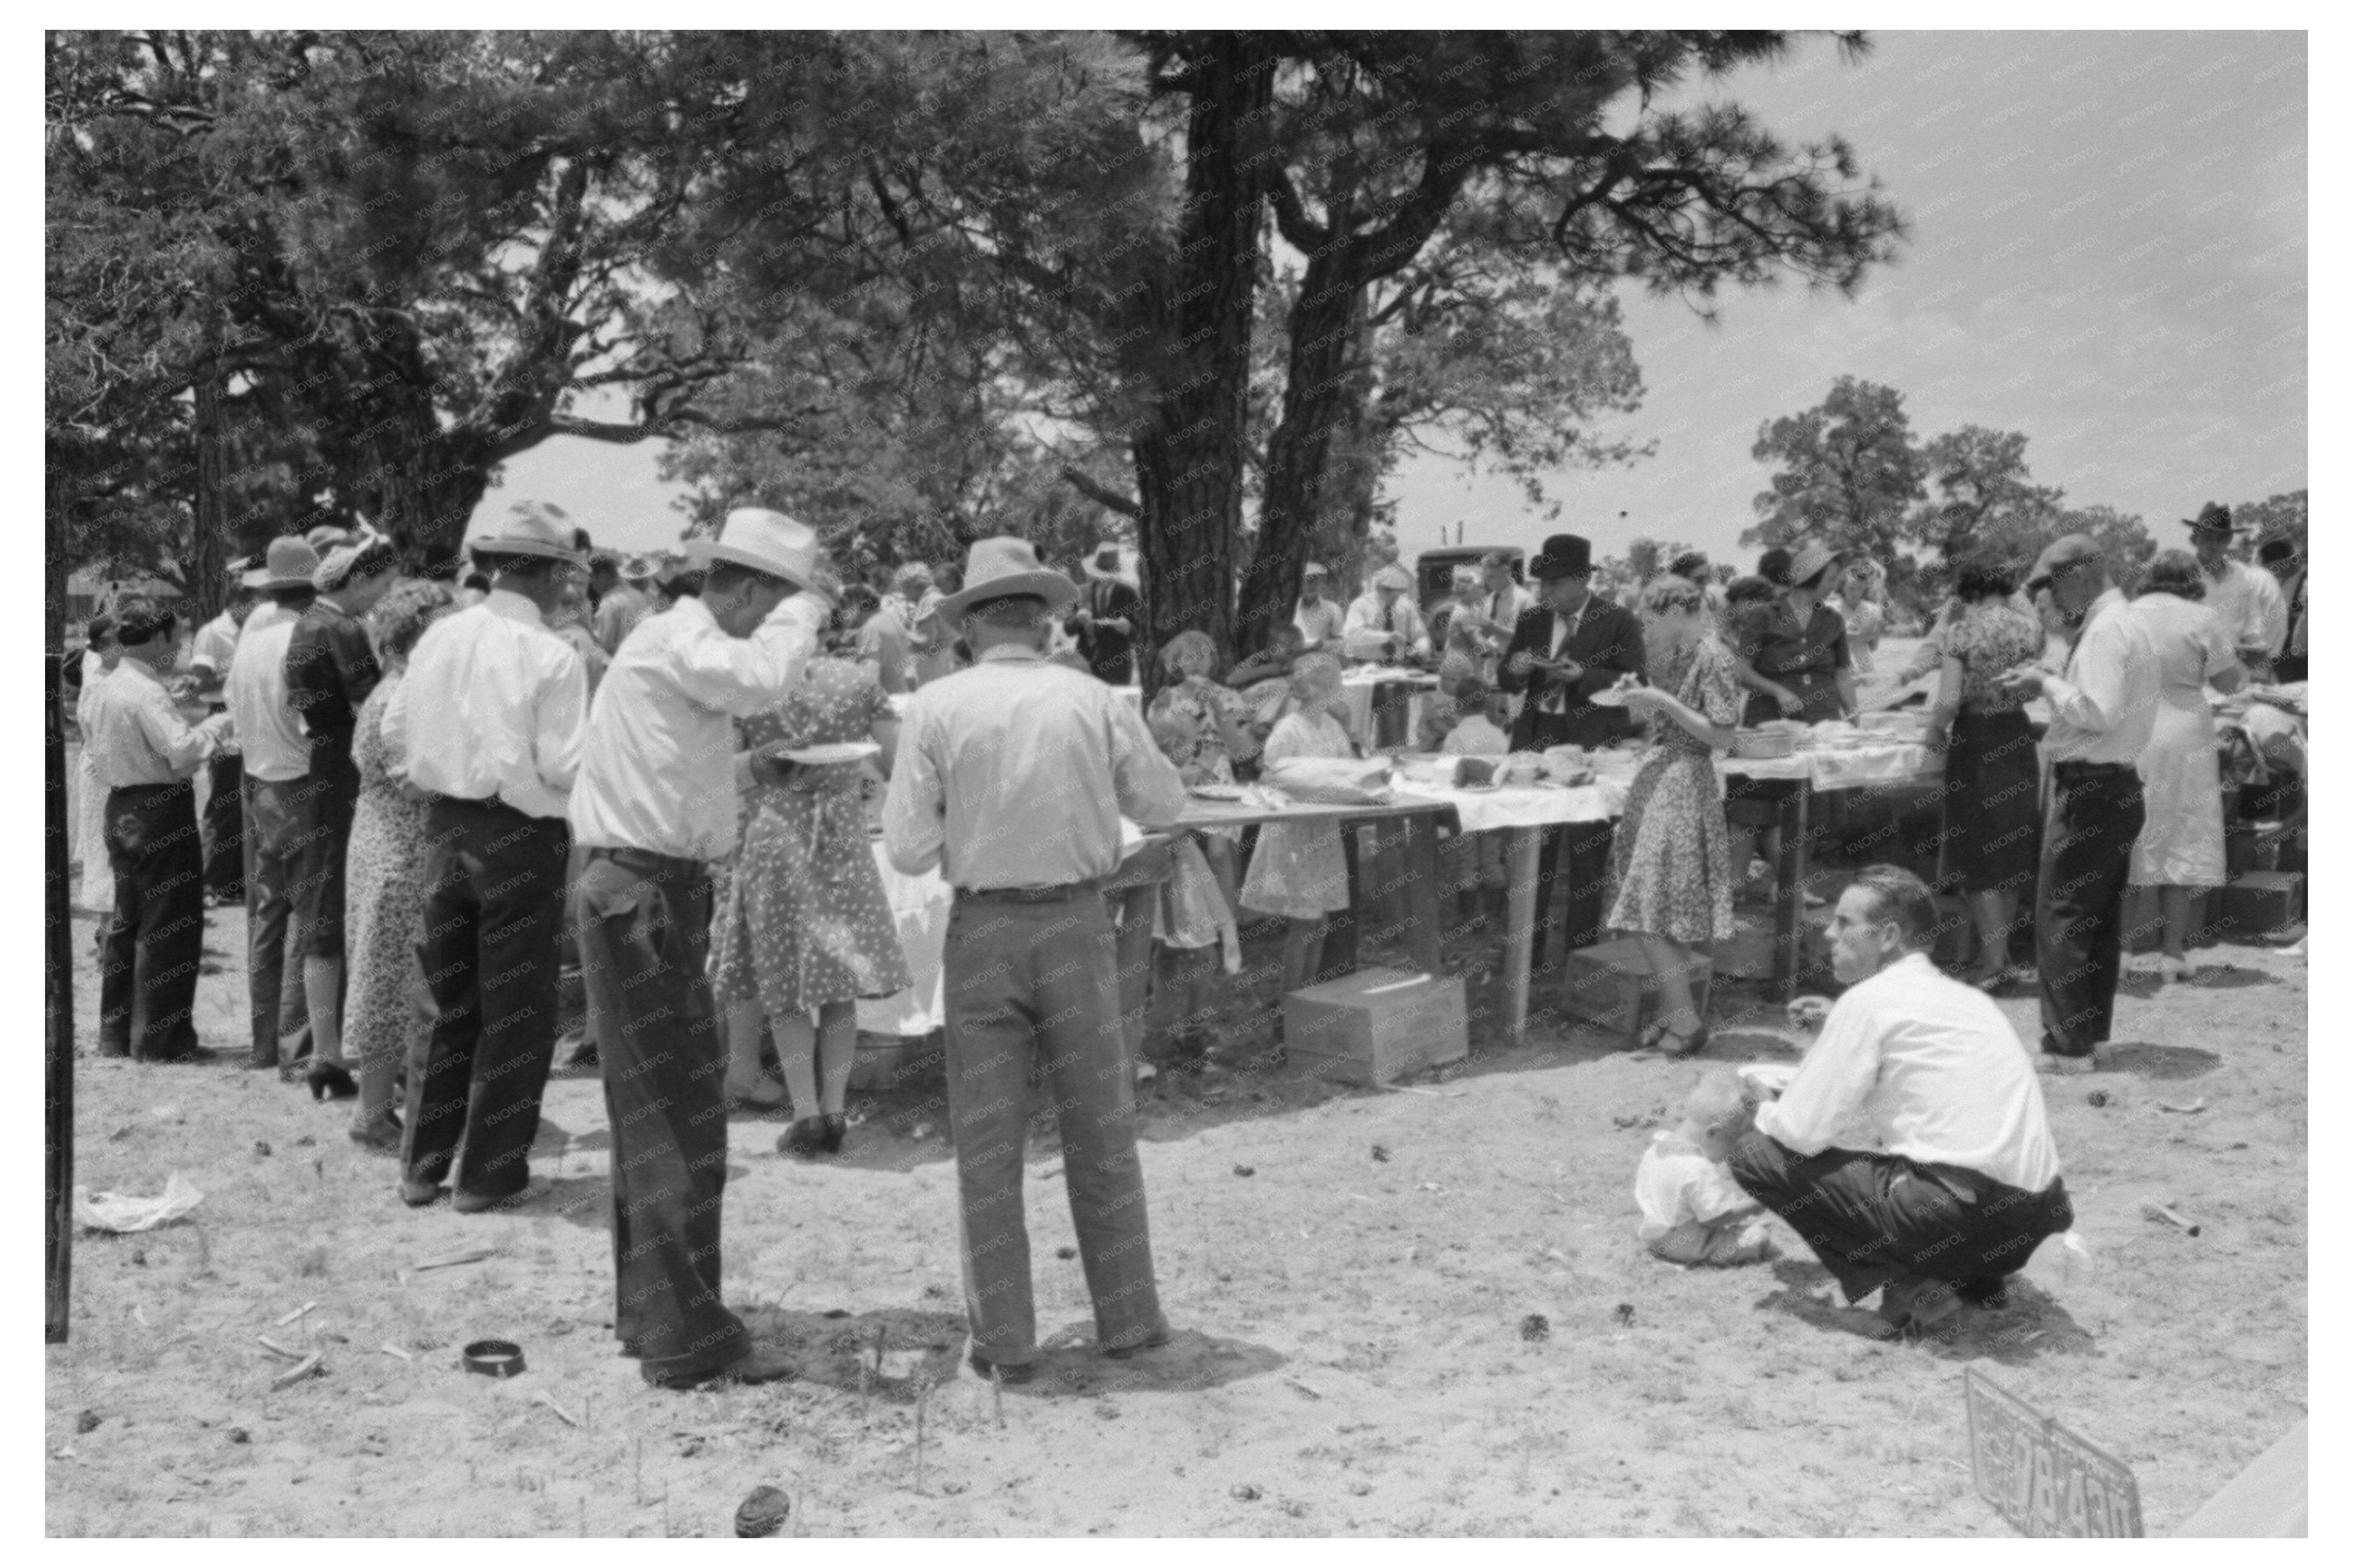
[344,581,453,1149]
[714,653,911,1157]
[1604,575,1746,1056]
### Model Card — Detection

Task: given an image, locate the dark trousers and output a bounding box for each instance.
[240,776,314,1065]
[2035,767,2145,1057]
[1532,820,1616,971]
[200,751,245,898]
[1730,1133,2074,1302]
[573,848,746,1381]
[404,797,568,1201]
[942,889,1165,1365]
[99,782,205,1060]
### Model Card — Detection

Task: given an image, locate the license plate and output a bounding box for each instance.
[1965,1367,2144,1537]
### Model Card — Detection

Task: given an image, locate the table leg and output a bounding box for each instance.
[1402,814,1443,978]
[1503,826,1541,1038]
[1317,828,1361,982]
[1772,780,1812,999]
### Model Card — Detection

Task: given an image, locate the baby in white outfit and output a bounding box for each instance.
[1635,1070,1773,1266]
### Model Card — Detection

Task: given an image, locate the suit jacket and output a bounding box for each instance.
[1496,597,1646,749]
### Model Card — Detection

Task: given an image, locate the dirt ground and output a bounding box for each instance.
[47,643,2308,1537]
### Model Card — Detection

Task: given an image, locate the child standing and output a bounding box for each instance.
[1635,1071,1773,1266]
[1439,679,1510,919]
[1241,652,1358,1005]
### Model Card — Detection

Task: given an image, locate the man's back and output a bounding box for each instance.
[228,615,308,782]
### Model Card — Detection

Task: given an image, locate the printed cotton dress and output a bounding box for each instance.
[1603,637,1745,945]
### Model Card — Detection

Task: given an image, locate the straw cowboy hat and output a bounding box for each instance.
[1082,542,1138,586]
[468,500,590,564]
[938,536,1080,621]
[684,507,821,591]
[248,536,322,590]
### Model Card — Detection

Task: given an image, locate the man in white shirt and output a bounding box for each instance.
[569,506,829,1391]
[383,502,589,1214]
[89,601,234,1062]
[1996,533,2161,1071]
[1291,562,1347,649]
[1341,562,1430,660]
[2187,502,2286,673]
[226,539,321,1070]
[1731,866,2074,1337]
[1464,550,1531,662]
[189,569,259,903]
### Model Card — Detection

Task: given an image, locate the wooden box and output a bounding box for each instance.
[1282,967,1468,1087]
[2215,872,2304,938]
[1559,937,1714,1040]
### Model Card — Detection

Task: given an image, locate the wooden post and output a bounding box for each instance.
[1772,780,1811,1001]
[45,651,73,1342]
[1501,827,1541,1038]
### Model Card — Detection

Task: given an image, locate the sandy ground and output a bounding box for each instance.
[47,641,2307,1536]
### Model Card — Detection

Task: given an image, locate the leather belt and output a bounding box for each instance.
[585,845,692,878]
[2050,760,2135,782]
[953,879,1101,904]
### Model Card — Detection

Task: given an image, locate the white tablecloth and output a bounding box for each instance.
[857,839,950,1038]
[1720,742,1940,790]
[1394,781,1626,833]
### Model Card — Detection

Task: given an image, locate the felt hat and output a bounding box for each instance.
[2184,501,2240,536]
[1370,563,1413,592]
[1784,539,1845,589]
[1529,533,1594,581]
[2025,533,2106,594]
[251,536,321,590]
[469,500,590,564]
[684,507,820,591]
[938,536,1080,621]
[1082,542,1137,585]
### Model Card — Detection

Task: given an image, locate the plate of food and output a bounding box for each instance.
[1586,673,1644,709]
[780,741,881,766]
[1187,783,1247,802]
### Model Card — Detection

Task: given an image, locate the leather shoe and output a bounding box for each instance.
[967,1351,1037,1384]
[1103,1326,1173,1361]
[646,1345,798,1390]
[399,1178,444,1208]
[2036,1051,2099,1076]
[452,1185,542,1215]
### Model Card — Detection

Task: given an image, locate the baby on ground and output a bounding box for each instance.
[1635,1069,1773,1266]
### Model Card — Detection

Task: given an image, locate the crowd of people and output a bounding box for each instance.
[61,494,2309,1373]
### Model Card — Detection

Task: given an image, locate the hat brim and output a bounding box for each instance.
[1529,557,1592,581]
[683,537,815,592]
[468,534,587,565]
[938,570,1080,623]
[241,567,275,589]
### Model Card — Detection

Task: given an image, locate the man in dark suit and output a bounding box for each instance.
[1496,532,1648,971]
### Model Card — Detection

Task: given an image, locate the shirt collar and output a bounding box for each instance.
[978,643,1047,665]
[486,588,549,628]
[113,657,165,693]
[312,597,351,621]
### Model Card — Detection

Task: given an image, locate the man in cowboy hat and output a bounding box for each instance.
[1292,561,1346,650]
[1497,531,1649,970]
[1342,561,1430,662]
[283,530,402,1097]
[567,505,832,1390]
[1065,541,1141,685]
[87,599,237,1061]
[227,537,324,1069]
[189,559,260,906]
[592,553,659,653]
[1996,533,2159,1074]
[385,502,591,1207]
[2186,502,2286,676]
[883,535,1187,1383]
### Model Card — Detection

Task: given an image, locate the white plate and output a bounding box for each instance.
[1587,689,1628,707]
[780,741,880,766]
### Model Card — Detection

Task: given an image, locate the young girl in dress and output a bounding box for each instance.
[1240,652,1359,1005]
[1607,576,1746,1056]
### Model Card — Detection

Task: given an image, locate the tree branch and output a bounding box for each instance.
[1060,464,1140,517]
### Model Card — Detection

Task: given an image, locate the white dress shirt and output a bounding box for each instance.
[1293,596,1347,649]
[385,589,587,821]
[225,610,311,783]
[2201,558,2287,656]
[1341,591,1430,657]
[2040,587,2160,766]
[884,644,1185,889]
[1536,598,1588,715]
[1756,951,2063,1194]
[86,659,223,787]
[189,611,240,677]
[568,592,826,860]
[1633,1132,1754,1243]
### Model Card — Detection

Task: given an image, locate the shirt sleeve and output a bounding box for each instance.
[1754,990,1883,1155]
[1341,598,1376,637]
[1110,692,1187,828]
[2040,614,2134,734]
[669,595,824,717]
[2249,572,2287,654]
[533,646,589,795]
[130,682,216,774]
[2198,607,2238,683]
[882,702,947,875]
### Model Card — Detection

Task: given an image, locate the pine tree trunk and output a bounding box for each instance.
[1128,37,1272,701]
[1238,264,1367,655]
[188,357,230,624]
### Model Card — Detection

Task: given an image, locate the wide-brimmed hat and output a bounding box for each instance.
[250,536,321,590]
[620,554,658,582]
[1785,539,1845,589]
[469,500,589,564]
[1082,542,1137,585]
[2184,501,2240,536]
[306,524,355,554]
[1529,533,1593,581]
[684,507,819,591]
[938,536,1080,621]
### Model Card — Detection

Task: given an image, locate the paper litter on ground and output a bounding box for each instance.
[74,1172,204,1233]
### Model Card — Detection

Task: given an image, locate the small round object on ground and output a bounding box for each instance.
[2087,1090,2110,1107]
[1233,1164,1255,1177]
[735,1484,792,1538]
[1520,1313,1550,1342]
[460,1339,527,1378]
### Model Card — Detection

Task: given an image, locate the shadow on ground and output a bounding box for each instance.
[1750,1260,2097,1364]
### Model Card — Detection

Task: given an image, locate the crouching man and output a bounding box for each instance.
[1730,865,2075,1335]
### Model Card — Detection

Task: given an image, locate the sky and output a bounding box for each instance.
[482,30,2309,571]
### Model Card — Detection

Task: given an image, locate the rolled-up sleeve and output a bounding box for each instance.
[533,651,589,796]
[1110,696,1186,828]
[671,594,825,716]
[1755,995,1882,1155]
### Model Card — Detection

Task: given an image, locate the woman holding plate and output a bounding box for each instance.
[714,620,911,1156]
